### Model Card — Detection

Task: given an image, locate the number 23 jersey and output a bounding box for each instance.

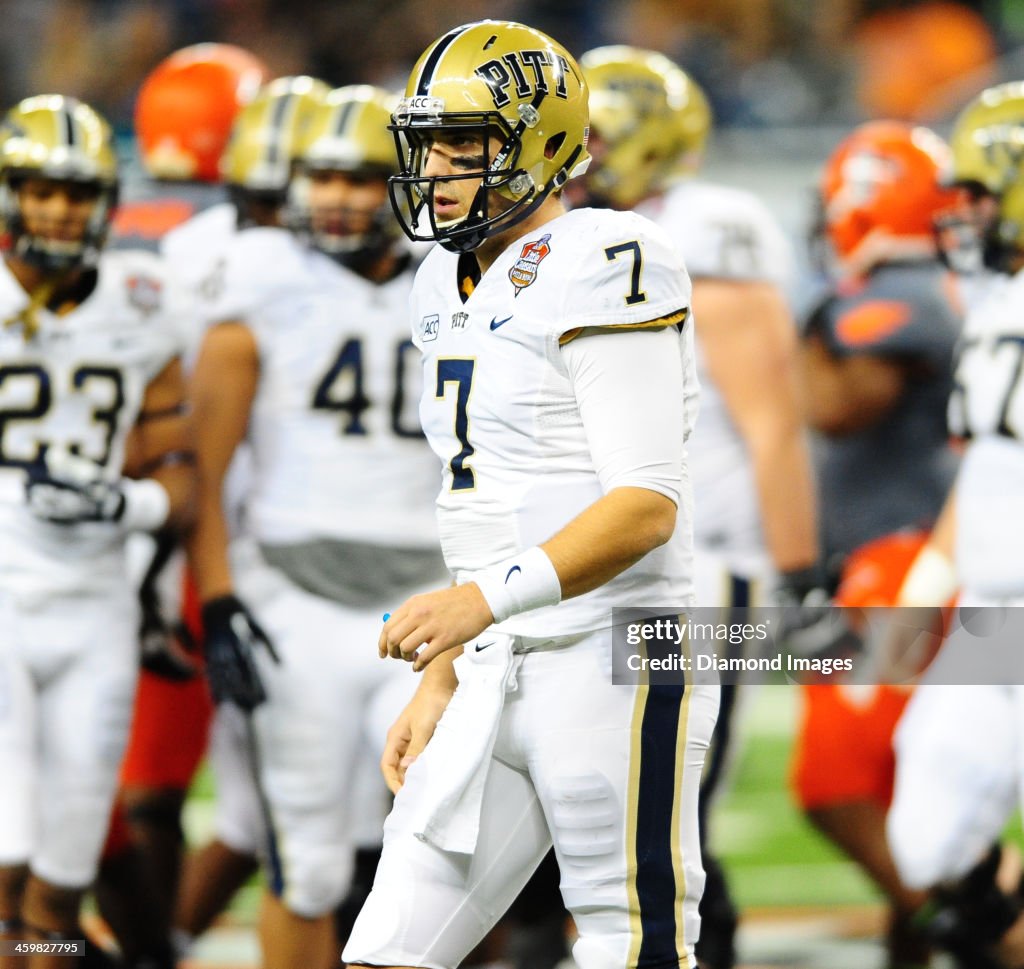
[411,207,697,637]
[0,250,180,598]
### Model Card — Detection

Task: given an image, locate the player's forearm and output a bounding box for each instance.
[748,425,820,573]
[541,486,677,600]
[416,645,461,697]
[186,493,234,600]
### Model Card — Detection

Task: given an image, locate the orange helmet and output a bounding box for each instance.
[135,43,268,182]
[820,121,961,264]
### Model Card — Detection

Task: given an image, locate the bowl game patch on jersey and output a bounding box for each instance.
[509,233,551,295]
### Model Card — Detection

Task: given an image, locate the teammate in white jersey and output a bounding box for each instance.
[188,85,446,969]
[568,48,821,969]
[341,21,719,969]
[0,95,193,963]
[885,83,1024,968]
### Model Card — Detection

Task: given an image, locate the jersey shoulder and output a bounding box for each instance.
[210,227,313,324]
[545,208,691,337]
[821,262,962,360]
[644,179,795,287]
[160,202,237,264]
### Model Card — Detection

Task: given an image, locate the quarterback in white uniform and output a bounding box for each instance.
[0,96,193,955]
[343,21,718,969]
[886,83,1024,965]
[188,86,446,969]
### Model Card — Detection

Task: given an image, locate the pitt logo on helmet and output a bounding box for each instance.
[475,50,570,109]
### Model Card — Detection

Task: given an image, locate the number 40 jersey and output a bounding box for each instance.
[210,228,441,554]
[0,250,181,600]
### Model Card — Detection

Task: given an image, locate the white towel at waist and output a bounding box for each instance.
[403,632,521,854]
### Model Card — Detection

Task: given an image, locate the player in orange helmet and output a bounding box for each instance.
[135,43,267,184]
[794,121,966,968]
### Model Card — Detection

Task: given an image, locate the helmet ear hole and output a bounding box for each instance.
[544,132,566,160]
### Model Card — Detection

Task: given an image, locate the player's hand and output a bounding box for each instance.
[773,566,860,661]
[380,686,454,793]
[138,587,201,681]
[201,594,279,711]
[379,583,493,672]
[24,450,127,525]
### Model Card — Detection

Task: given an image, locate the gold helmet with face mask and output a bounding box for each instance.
[948,81,1024,271]
[289,85,401,267]
[221,75,330,226]
[0,94,118,272]
[579,46,710,209]
[389,20,591,252]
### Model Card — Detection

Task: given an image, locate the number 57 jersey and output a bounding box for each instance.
[0,251,180,600]
[410,207,697,639]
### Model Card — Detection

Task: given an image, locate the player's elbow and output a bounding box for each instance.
[624,487,678,552]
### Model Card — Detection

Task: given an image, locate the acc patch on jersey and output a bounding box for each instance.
[126,275,163,316]
[509,233,551,296]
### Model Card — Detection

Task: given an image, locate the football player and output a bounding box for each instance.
[96,45,269,967]
[187,84,447,969]
[793,119,966,968]
[0,95,193,966]
[166,72,332,959]
[573,47,822,968]
[886,82,1024,968]
[342,20,718,969]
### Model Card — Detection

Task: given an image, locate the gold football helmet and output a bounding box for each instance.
[389,20,591,252]
[0,94,119,271]
[290,85,401,267]
[948,81,1024,270]
[222,75,330,226]
[579,46,710,209]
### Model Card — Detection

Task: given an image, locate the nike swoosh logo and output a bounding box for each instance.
[474,640,496,652]
[490,315,513,331]
[505,565,522,583]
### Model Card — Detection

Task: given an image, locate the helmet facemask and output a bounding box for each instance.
[1,172,117,273]
[389,95,578,253]
[0,96,120,275]
[289,163,398,271]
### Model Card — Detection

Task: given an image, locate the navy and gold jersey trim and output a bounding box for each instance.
[558,307,689,347]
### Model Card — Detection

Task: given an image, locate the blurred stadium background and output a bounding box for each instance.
[16,0,1019,964]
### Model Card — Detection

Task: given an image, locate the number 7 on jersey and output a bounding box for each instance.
[436,358,476,491]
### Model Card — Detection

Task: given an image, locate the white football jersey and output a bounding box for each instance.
[160,201,239,362]
[0,251,181,599]
[213,230,440,548]
[411,207,695,638]
[948,269,1024,596]
[638,180,797,574]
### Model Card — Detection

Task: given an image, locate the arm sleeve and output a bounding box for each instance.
[562,324,688,505]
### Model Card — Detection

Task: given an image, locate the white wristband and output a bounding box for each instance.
[470,546,562,623]
[120,477,171,532]
[896,545,957,606]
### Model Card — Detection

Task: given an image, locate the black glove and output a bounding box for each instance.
[201,594,279,711]
[25,452,126,524]
[774,566,859,660]
[139,587,201,682]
